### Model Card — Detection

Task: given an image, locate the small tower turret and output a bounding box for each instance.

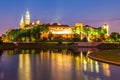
[20,15,25,29]
[103,24,109,36]
[35,19,40,25]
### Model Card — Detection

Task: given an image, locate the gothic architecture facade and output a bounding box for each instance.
[20,9,40,29]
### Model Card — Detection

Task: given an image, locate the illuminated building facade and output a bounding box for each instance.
[48,23,74,38]
[19,9,109,41]
[25,9,30,25]
[20,9,40,29]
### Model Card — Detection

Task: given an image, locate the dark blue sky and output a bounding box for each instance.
[0,0,120,35]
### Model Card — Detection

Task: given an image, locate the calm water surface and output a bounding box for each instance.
[0,48,120,80]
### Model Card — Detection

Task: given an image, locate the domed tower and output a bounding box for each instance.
[35,19,40,25]
[25,9,30,25]
[20,15,25,29]
[103,24,109,36]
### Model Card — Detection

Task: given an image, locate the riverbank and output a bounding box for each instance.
[0,42,120,50]
[88,49,120,66]
[96,43,120,49]
[0,42,70,50]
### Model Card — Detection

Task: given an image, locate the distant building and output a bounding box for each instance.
[103,24,109,36]
[48,23,74,38]
[19,9,109,41]
[20,9,40,29]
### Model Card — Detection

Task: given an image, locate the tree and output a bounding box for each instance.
[82,37,88,42]
[110,32,120,42]
[7,25,49,42]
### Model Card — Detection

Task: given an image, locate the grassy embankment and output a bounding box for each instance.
[89,49,120,65]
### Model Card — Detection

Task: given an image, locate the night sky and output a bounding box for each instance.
[0,0,120,35]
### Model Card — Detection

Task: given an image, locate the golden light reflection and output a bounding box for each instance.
[83,59,87,71]
[90,60,94,72]
[18,53,31,80]
[50,51,73,80]
[82,51,100,74]
[16,49,106,80]
[95,62,99,73]
[102,63,110,77]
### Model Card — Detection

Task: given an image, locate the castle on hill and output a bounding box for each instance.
[19,9,109,41]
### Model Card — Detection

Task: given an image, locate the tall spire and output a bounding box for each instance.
[25,8,30,25]
[20,15,25,29]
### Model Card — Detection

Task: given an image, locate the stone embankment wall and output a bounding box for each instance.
[96,43,120,49]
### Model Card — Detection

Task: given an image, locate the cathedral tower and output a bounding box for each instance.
[25,9,30,25]
[20,15,25,29]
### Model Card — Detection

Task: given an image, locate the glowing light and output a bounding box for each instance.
[83,59,87,71]
[102,63,110,77]
[18,54,31,80]
[95,62,99,73]
[90,60,94,72]
[25,9,30,25]
[50,28,72,34]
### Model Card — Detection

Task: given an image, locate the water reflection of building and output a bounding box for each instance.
[19,9,109,41]
[102,63,110,77]
[6,49,111,80]
[19,53,31,80]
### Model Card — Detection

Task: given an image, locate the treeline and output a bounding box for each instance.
[6,25,49,42]
[109,32,120,42]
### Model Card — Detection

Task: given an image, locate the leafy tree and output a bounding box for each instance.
[7,25,49,42]
[110,32,120,42]
[82,37,88,42]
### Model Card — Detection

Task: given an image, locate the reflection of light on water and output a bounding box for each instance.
[31,49,35,54]
[90,60,94,72]
[95,62,99,73]
[19,53,31,80]
[80,52,83,63]
[102,63,110,77]
[19,54,23,69]
[96,77,101,80]
[83,59,87,71]
[84,75,88,80]
[82,51,100,74]
[50,51,73,80]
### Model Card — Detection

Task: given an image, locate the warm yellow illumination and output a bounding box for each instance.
[103,24,109,36]
[95,62,99,73]
[75,22,83,27]
[20,15,25,29]
[83,59,87,71]
[18,53,31,80]
[36,19,40,25]
[25,9,30,25]
[50,27,73,34]
[102,63,110,77]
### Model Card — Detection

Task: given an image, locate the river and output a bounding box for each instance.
[0,48,120,80]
